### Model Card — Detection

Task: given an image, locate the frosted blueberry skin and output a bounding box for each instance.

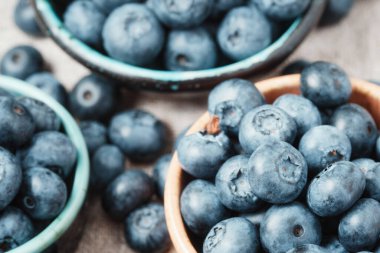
[217,5,272,61]
[239,105,297,155]
[203,217,260,253]
[180,180,231,236]
[153,154,171,198]
[14,0,44,37]
[92,0,144,14]
[252,0,311,21]
[208,79,265,136]
[215,155,262,212]
[260,202,322,253]
[273,94,321,136]
[307,161,365,217]
[298,125,352,175]
[177,131,233,179]
[319,0,354,26]
[102,4,164,66]
[352,158,377,174]
[79,120,107,154]
[301,61,352,108]
[165,27,217,71]
[321,236,348,253]
[248,141,307,204]
[285,244,328,253]
[0,206,35,251]
[338,198,380,252]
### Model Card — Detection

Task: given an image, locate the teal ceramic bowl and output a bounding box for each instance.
[33,0,326,91]
[0,75,90,253]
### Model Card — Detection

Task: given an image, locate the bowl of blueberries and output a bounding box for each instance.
[0,75,89,252]
[32,0,326,91]
[165,61,380,253]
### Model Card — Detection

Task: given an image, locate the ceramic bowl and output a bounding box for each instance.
[32,0,326,91]
[164,74,380,253]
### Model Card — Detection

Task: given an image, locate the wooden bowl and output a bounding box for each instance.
[32,0,326,91]
[164,74,380,253]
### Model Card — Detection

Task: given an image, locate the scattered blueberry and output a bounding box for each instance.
[79,120,107,154]
[320,0,354,26]
[153,154,171,198]
[281,59,310,75]
[14,0,44,37]
[253,0,311,21]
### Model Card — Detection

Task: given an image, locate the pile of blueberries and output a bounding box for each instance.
[177,61,380,253]
[60,0,311,71]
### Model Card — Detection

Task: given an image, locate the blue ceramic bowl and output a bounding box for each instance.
[0,75,90,253]
[33,0,326,91]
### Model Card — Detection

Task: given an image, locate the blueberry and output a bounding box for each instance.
[124,203,170,253]
[19,167,67,220]
[153,154,171,198]
[298,125,352,174]
[0,207,34,251]
[102,170,154,220]
[253,0,311,21]
[301,61,352,108]
[91,0,144,14]
[352,158,377,174]
[180,180,231,236]
[248,141,307,204]
[238,105,297,154]
[203,217,260,253]
[217,5,272,61]
[150,0,213,28]
[64,1,106,48]
[14,0,44,37]
[281,59,310,75]
[319,0,354,26]
[307,161,365,217]
[285,244,327,253]
[26,72,67,105]
[321,236,348,253]
[165,27,217,71]
[102,4,164,66]
[260,202,322,253]
[208,79,265,136]
[79,120,107,154]
[91,145,125,191]
[177,131,232,179]
[330,103,377,158]
[362,163,380,201]
[69,74,116,121]
[17,97,61,131]
[215,155,262,212]
[0,96,35,149]
[108,109,167,162]
[0,45,44,80]
[0,148,22,210]
[273,94,321,136]
[20,131,77,178]
[338,198,380,252]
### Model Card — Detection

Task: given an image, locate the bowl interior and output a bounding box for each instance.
[0,75,89,253]
[164,74,380,253]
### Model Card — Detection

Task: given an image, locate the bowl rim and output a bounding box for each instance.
[32,0,326,91]
[0,75,90,253]
[164,74,380,253]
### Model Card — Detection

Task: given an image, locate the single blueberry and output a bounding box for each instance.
[330,103,377,158]
[216,155,262,212]
[102,170,154,220]
[208,79,265,136]
[153,154,171,198]
[177,131,233,179]
[253,0,311,21]
[298,125,352,174]
[0,148,22,210]
[301,61,352,108]
[180,180,231,236]
[165,27,217,71]
[102,4,164,66]
[79,120,107,154]
[248,141,308,204]
[124,203,171,253]
[0,206,34,251]
[20,131,77,178]
[203,217,260,253]
[91,145,125,191]
[321,236,349,253]
[274,94,321,136]
[0,45,44,80]
[238,105,297,154]
[260,202,322,253]
[286,244,328,253]
[19,167,67,220]
[91,0,144,14]
[14,0,44,37]
[26,72,67,105]
[108,109,167,162]
[281,59,310,75]
[217,5,272,61]
[319,0,354,26]
[338,198,380,252]
[362,163,380,201]
[307,161,365,217]
[0,96,35,149]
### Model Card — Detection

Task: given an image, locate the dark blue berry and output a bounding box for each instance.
[253,0,311,21]
[14,0,44,37]
[153,154,171,198]
[79,120,107,154]
[320,0,354,26]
